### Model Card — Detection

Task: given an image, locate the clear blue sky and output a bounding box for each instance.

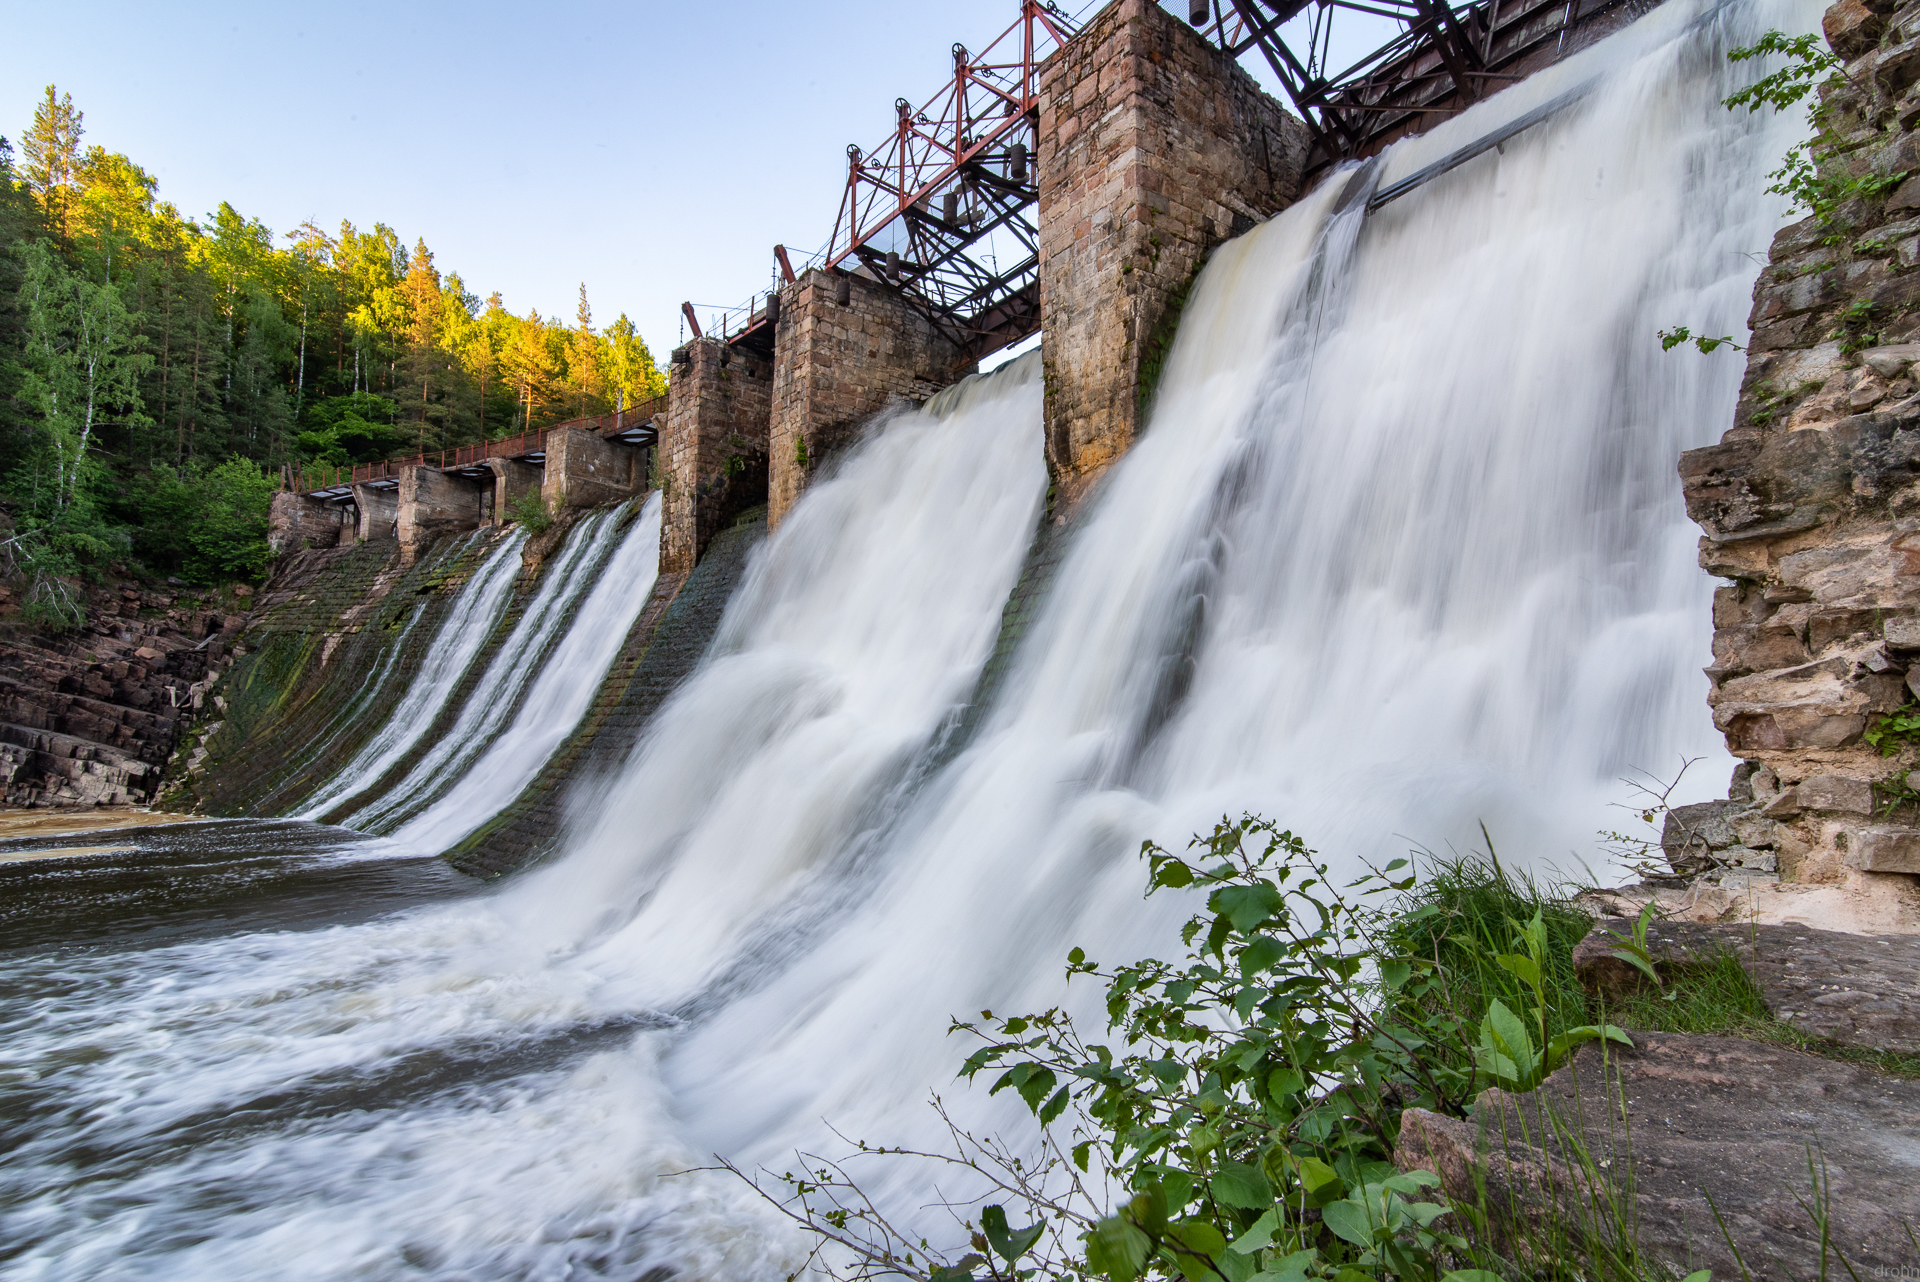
[4,1,1374,365]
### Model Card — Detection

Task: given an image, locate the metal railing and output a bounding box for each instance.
[279,398,666,497]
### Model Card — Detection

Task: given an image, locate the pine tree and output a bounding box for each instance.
[20,86,82,241]
[564,283,608,419]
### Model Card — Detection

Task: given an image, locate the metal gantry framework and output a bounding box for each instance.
[676,0,1636,365]
[1198,0,1639,171]
[821,0,1077,358]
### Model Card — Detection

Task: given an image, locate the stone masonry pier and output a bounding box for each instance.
[767,268,976,529]
[661,336,772,573]
[1039,0,1311,495]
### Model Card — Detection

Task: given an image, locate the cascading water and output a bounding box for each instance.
[386,494,664,851]
[292,528,527,821]
[0,0,1818,1276]
[246,600,429,815]
[341,506,629,833]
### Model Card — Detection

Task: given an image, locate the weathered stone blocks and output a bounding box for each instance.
[268,491,350,555]
[1037,0,1310,490]
[1678,0,1920,918]
[767,268,974,529]
[661,337,770,573]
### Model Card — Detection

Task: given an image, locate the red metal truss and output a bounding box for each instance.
[822,0,1077,357]
[1205,0,1645,173]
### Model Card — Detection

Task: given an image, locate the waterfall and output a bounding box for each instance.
[341,506,626,832]
[292,528,527,821]
[0,0,1819,1276]
[246,599,428,815]
[385,494,664,851]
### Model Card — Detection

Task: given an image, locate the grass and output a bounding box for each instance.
[1389,849,1920,1081]
[1608,944,1920,1080]
[1382,847,1597,1082]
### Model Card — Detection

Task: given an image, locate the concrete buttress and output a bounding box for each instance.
[661,336,771,573]
[397,465,487,562]
[542,426,643,511]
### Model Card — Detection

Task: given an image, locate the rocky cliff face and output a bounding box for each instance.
[0,580,247,807]
[1678,0,1920,922]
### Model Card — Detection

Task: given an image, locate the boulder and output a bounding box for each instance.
[1395,1034,1920,1278]
[1573,918,1920,1053]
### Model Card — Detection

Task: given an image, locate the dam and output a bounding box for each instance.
[10,0,1920,1274]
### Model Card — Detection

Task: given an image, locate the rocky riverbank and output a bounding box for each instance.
[0,576,253,808]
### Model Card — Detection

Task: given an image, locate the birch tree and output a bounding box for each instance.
[6,241,150,624]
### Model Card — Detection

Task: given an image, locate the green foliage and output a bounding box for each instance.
[1863,706,1920,756]
[749,817,1635,1282]
[0,81,667,603]
[124,457,275,583]
[1725,31,1901,231]
[1722,30,1837,115]
[294,393,407,465]
[1658,327,1744,355]
[507,488,553,535]
[1596,903,1665,993]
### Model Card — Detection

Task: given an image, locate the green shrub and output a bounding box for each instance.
[506,488,553,534]
[742,816,1641,1282]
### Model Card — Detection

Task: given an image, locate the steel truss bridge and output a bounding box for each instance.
[689,0,1641,363]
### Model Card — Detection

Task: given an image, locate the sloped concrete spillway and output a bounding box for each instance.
[0,0,1820,1275]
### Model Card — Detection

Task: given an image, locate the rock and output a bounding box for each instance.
[232,584,253,598]
[1848,825,1920,873]
[133,647,162,662]
[1397,1035,1920,1278]
[1850,377,1890,409]
[1763,773,1875,817]
[1828,0,1891,59]
[1661,800,1743,871]
[1861,341,1920,378]
[1575,918,1920,1053]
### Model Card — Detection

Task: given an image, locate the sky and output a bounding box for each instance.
[4,1,1387,365]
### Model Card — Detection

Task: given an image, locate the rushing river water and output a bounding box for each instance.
[1,0,1817,1275]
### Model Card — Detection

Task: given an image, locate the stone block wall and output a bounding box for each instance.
[1678,0,1920,918]
[661,337,771,573]
[542,427,642,511]
[397,465,487,561]
[767,268,975,528]
[268,491,351,555]
[1037,0,1311,489]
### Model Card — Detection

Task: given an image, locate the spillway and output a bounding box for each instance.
[292,529,527,822]
[0,0,1819,1275]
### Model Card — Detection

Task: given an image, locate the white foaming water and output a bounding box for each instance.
[387,495,664,851]
[0,1,1817,1276]
[292,529,526,821]
[343,507,622,832]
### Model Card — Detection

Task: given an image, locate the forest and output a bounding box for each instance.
[0,86,666,624]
